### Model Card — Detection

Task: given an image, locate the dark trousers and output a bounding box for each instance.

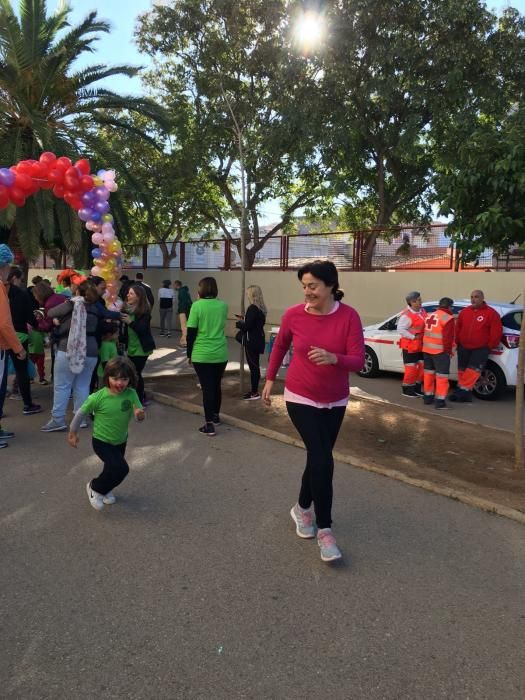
[286,402,346,529]
[457,345,490,371]
[128,355,148,403]
[91,438,129,495]
[245,346,261,393]
[193,361,227,422]
[9,340,34,408]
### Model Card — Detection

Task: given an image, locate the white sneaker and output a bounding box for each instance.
[290,504,316,539]
[317,528,342,562]
[86,482,104,511]
[103,491,116,505]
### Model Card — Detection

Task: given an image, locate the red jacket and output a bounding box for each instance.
[456,303,502,350]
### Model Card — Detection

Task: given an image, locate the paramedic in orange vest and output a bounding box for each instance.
[422,297,455,410]
[450,289,502,403]
[398,291,427,398]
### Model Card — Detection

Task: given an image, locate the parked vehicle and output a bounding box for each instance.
[359,300,522,400]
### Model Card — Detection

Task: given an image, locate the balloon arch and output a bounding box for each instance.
[0,152,122,307]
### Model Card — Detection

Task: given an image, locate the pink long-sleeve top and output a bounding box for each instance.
[266,302,365,404]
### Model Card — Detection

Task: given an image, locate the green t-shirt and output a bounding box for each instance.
[187,298,228,363]
[81,386,142,445]
[28,329,45,355]
[97,340,119,378]
[127,314,152,357]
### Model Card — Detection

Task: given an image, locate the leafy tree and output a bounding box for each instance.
[135,0,327,269]
[0,0,166,263]
[91,112,225,265]
[437,105,525,263]
[317,0,523,269]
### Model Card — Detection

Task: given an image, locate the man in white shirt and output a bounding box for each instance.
[158,280,175,337]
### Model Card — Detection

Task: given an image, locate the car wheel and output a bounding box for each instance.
[358,346,380,378]
[473,362,507,401]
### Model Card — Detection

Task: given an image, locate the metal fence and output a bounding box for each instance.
[28,224,525,271]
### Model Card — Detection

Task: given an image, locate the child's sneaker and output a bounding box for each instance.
[102,491,116,505]
[317,529,342,562]
[39,379,49,386]
[0,428,15,439]
[290,504,315,539]
[86,482,104,511]
[198,422,216,436]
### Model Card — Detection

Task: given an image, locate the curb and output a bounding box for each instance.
[150,390,525,527]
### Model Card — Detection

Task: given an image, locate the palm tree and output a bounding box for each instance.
[0,0,167,263]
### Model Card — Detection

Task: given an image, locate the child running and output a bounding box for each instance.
[68,356,145,511]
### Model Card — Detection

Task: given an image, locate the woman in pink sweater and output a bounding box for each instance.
[262,260,364,563]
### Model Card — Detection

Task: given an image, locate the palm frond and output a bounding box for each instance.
[55,199,82,252]
[14,197,42,259]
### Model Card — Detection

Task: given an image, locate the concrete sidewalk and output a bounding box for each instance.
[2,397,525,698]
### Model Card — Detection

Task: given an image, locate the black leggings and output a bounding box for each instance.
[128,355,148,403]
[286,402,346,529]
[9,340,34,408]
[245,346,261,393]
[91,438,129,495]
[193,361,227,422]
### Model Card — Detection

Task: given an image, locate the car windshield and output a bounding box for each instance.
[501,311,523,332]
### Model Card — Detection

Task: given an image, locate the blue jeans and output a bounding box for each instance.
[52,351,98,422]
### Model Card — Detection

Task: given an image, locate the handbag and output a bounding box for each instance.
[235,329,245,344]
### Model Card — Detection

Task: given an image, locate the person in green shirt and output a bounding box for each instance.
[68,357,145,511]
[96,326,119,389]
[28,328,48,384]
[120,285,155,404]
[186,276,228,436]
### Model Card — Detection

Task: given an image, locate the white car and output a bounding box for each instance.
[359,300,522,400]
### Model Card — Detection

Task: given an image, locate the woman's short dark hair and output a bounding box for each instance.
[33,281,54,303]
[90,276,105,287]
[198,276,218,298]
[103,356,138,389]
[77,281,99,304]
[8,267,23,283]
[297,260,344,301]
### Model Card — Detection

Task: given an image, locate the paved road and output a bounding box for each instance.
[145,331,517,432]
[2,399,525,699]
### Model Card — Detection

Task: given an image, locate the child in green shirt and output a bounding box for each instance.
[68,357,145,511]
[28,329,48,384]
[96,325,119,388]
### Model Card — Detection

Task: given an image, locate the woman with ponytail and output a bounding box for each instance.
[262,260,364,563]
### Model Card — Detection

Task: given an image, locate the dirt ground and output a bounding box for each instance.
[147,372,525,514]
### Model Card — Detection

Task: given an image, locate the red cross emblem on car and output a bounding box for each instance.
[425,315,438,329]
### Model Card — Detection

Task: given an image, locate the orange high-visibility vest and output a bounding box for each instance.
[423,309,451,354]
[399,308,427,352]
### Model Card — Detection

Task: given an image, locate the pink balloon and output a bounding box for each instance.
[91,233,103,244]
[91,266,101,275]
[102,232,115,243]
[101,223,114,235]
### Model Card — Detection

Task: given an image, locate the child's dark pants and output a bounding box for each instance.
[91,438,129,495]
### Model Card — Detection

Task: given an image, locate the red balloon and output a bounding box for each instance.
[53,184,65,198]
[9,186,26,207]
[30,161,47,179]
[39,152,56,165]
[16,161,33,175]
[79,175,94,191]
[55,156,72,172]
[75,158,90,175]
[15,172,34,191]
[47,168,64,185]
[64,173,80,190]
[0,185,8,209]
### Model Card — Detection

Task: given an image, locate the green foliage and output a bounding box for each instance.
[135,0,327,266]
[438,106,525,261]
[0,0,167,261]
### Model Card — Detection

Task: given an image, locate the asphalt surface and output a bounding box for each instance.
[2,387,525,699]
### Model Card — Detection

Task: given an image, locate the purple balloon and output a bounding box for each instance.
[78,208,93,222]
[0,168,15,187]
[94,200,110,214]
[94,186,110,201]
[81,191,96,206]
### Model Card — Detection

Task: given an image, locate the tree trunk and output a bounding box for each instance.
[514,292,525,470]
[159,240,179,268]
